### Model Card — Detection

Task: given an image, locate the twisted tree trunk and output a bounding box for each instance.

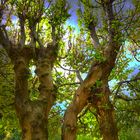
[62,62,118,140]
[10,47,56,140]
[92,81,118,140]
[62,0,120,139]
[62,64,103,140]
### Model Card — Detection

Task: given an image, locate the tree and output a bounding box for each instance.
[62,0,140,140]
[0,0,140,140]
[0,0,70,139]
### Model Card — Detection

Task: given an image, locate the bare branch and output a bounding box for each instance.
[133,54,140,62]
[57,63,77,72]
[113,77,140,95]
[103,1,115,42]
[29,25,36,48]
[57,63,83,83]
[113,0,126,18]
[116,94,140,101]
[0,26,11,52]
[58,82,80,88]
[18,13,26,47]
[118,77,140,85]
[79,0,101,49]
[78,105,90,118]
[51,24,56,45]
[88,21,101,49]
[76,70,83,83]
[45,0,53,10]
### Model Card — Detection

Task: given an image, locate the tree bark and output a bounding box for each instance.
[62,64,103,140]
[62,47,120,139]
[62,0,121,139]
[10,47,56,140]
[17,101,48,140]
[62,87,90,140]
[92,81,118,140]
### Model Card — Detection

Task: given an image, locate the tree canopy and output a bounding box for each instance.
[0,0,140,140]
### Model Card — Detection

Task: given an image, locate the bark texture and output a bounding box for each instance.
[8,46,57,140]
[62,60,118,140]
[0,13,58,138]
[62,64,103,140]
[0,1,60,139]
[91,81,118,140]
[62,0,120,139]
[10,48,46,139]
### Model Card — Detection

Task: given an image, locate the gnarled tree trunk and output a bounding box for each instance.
[92,81,118,140]
[10,47,56,140]
[62,64,103,140]
[62,0,120,139]
[15,101,48,140]
[0,1,66,139]
[62,64,118,140]
[62,87,90,140]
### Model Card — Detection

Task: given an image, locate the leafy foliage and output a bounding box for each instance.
[0,0,140,139]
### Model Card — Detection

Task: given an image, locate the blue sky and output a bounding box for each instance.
[67,0,78,27]
[67,0,134,26]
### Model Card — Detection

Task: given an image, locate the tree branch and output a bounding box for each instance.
[0,26,11,52]
[18,13,26,47]
[116,94,140,101]
[101,0,116,46]
[0,1,11,52]
[58,82,80,88]
[57,63,77,72]
[76,70,83,83]
[28,21,44,48]
[113,77,140,95]
[57,63,83,83]
[88,21,100,49]
[119,77,140,85]
[33,30,44,48]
